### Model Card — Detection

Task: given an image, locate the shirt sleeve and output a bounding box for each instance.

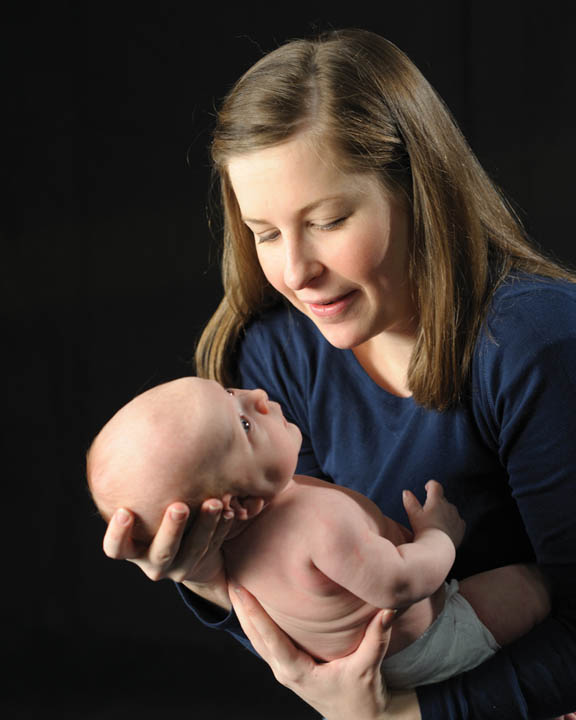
[174,583,259,656]
[418,281,576,719]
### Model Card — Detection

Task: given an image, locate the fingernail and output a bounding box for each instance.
[223,510,234,520]
[207,502,221,513]
[382,609,397,629]
[170,507,189,521]
[116,509,131,526]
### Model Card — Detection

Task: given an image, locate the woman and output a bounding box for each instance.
[103,29,576,719]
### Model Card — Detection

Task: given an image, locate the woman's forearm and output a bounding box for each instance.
[384,691,421,720]
[182,572,231,611]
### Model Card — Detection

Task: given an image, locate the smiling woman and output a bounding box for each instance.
[227,136,416,375]
[101,28,576,720]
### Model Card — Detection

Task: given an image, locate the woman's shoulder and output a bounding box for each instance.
[470,273,576,455]
[484,273,576,346]
[474,273,576,405]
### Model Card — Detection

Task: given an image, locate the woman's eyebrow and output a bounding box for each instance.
[242,195,348,225]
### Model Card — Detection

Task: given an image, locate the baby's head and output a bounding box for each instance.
[87,377,301,543]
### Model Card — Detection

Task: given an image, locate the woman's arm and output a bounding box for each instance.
[230,584,421,720]
[234,287,576,718]
[415,283,576,719]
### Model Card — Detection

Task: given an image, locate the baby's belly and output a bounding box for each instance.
[266,599,379,661]
[232,557,380,661]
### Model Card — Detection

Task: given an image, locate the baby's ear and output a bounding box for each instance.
[230,496,265,520]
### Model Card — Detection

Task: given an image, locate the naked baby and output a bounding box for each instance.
[87,377,550,689]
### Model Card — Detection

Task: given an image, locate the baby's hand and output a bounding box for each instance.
[402,480,466,549]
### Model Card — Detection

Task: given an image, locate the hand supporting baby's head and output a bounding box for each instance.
[86,377,300,545]
[87,378,228,544]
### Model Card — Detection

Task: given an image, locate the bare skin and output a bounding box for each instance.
[102,503,422,720]
[224,476,458,662]
[95,379,551,705]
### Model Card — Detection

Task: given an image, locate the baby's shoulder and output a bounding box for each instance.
[290,476,398,539]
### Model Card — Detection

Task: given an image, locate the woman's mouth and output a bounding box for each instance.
[306,291,357,318]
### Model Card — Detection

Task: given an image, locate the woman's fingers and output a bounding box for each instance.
[102,497,235,584]
[230,589,399,720]
[145,502,190,575]
[204,502,236,549]
[178,500,230,560]
[349,608,395,672]
[102,508,138,559]
[229,584,307,673]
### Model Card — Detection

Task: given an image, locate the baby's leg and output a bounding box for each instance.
[458,564,551,647]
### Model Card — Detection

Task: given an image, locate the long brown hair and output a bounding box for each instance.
[195,28,574,410]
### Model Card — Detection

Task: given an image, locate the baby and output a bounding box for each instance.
[87,377,550,689]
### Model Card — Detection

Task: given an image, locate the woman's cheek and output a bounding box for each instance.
[257,251,286,294]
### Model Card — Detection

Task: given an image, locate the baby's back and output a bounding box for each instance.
[223,475,412,661]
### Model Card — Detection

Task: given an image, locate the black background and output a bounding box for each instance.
[3,5,576,718]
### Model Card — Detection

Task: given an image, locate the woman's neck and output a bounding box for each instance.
[352,329,416,397]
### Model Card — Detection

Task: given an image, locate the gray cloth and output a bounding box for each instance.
[381,580,499,689]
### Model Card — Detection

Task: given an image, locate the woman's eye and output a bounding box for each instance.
[315,217,347,231]
[256,230,280,244]
[240,415,251,432]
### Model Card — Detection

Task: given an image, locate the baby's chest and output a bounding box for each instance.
[223,509,341,599]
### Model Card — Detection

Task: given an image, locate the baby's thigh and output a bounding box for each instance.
[458,564,551,647]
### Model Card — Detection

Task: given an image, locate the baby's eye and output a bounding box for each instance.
[226,389,235,396]
[240,415,251,432]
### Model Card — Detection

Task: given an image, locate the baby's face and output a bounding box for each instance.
[207,381,302,500]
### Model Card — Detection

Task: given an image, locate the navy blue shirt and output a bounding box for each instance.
[179,274,576,718]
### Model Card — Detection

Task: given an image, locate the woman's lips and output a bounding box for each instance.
[306,291,357,318]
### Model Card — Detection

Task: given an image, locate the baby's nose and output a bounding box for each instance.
[252,388,269,412]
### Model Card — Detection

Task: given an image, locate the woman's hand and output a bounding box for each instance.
[229,584,421,720]
[103,499,235,598]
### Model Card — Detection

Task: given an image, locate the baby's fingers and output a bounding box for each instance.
[424,479,444,502]
[402,489,423,519]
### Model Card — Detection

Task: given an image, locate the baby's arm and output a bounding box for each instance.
[311,481,466,609]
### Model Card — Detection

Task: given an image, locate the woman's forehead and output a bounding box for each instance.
[227,138,378,221]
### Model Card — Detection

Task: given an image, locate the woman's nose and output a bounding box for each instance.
[283,239,323,291]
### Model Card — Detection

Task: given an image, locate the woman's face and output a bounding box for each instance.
[227,135,417,351]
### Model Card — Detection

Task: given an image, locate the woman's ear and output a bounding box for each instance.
[230,496,265,520]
